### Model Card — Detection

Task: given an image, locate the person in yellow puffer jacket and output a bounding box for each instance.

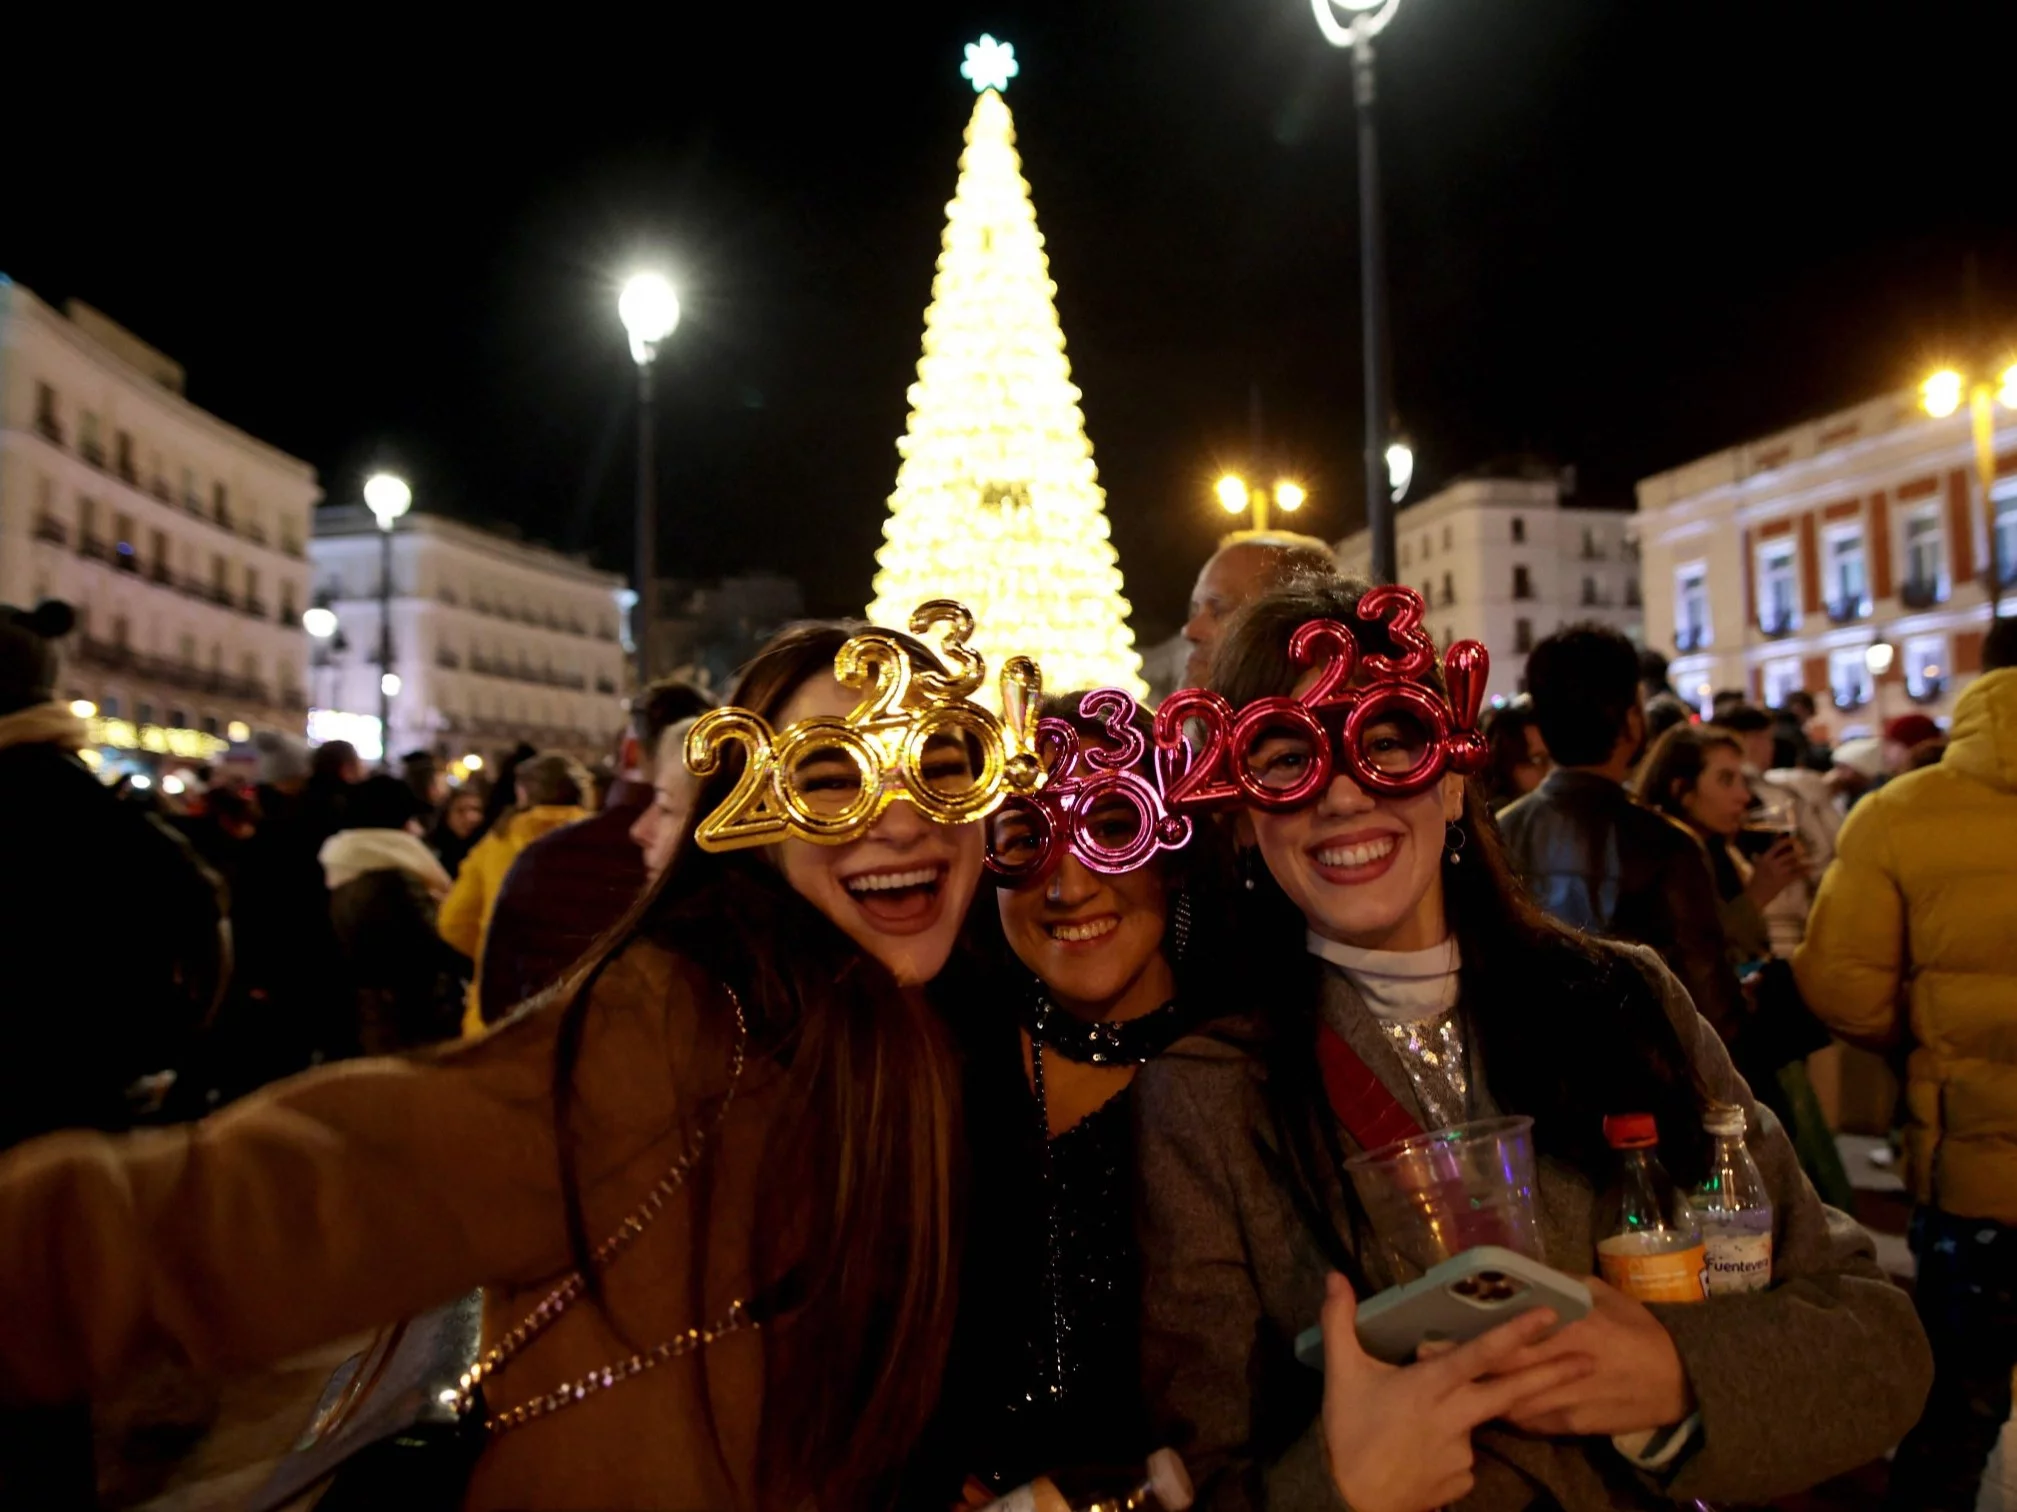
[438,752,592,1035]
[1794,618,2017,1512]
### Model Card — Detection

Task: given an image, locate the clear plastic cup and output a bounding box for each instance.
[1344,1115,1545,1286]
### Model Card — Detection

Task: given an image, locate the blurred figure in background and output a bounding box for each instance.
[1179,531,1336,687]
[426,782,488,879]
[1643,691,1693,745]
[439,752,593,1032]
[0,600,225,1149]
[1476,696,1550,811]
[1498,623,1749,1049]
[479,740,538,837]
[1797,619,2017,1512]
[1637,644,1679,704]
[630,715,702,880]
[400,748,446,812]
[476,681,708,1025]
[304,738,363,847]
[1883,713,1947,776]
[318,776,467,1054]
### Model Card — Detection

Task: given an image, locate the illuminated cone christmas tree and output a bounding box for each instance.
[868,37,1145,698]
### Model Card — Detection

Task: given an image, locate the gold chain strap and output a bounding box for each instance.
[447,983,752,1435]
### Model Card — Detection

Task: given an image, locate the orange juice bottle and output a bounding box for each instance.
[1596,1113,1708,1304]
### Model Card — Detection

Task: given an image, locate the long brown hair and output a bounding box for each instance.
[1637,722,1743,823]
[551,620,964,1510]
[1202,579,1711,1278]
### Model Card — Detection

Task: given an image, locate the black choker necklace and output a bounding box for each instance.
[1022,996,1190,1066]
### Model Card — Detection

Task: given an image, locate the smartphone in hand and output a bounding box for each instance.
[1294,1246,1592,1367]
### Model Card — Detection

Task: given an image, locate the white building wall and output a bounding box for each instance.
[0,278,318,739]
[1636,389,2012,735]
[309,508,628,762]
[1333,477,1641,703]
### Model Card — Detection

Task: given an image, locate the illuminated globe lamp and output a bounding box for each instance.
[1214,474,1310,534]
[302,606,338,639]
[618,272,680,683]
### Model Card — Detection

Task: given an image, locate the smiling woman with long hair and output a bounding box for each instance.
[1134,576,1930,1512]
[0,618,989,1511]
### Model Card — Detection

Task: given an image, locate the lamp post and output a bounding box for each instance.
[618,272,681,685]
[363,473,411,761]
[1921,362,2017,614]
[1313,0,1405,585]
[1215,474,1308,535]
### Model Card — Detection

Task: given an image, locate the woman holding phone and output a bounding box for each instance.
[0,610,1016,1511]
[1135,577,1930,1512]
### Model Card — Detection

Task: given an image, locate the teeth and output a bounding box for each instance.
[844,867,941,894]
[1315,836,1397,869]
[1047,917,1119,944]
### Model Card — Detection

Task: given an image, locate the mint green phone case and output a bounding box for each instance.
[1295,1246,1592,1367]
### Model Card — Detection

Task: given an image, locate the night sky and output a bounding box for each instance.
[5,4,2013,641]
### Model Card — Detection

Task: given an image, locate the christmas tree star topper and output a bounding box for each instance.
[961,34,1018,94]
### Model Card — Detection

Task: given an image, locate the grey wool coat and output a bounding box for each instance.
[1134,942,1932,1512]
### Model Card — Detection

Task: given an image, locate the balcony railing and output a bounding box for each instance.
[79,535,114,564]
[244,523,268,546]
[595,676,618,695]
[151,478,173,504]
[1907,676,1947,705]
[242,596,269,620]
[1675,625,1708,652]
[1757,609,1796,639]
[1899,577,1945,610]
[115,456,138,487]
[79,440,105,469]
[34,413,64,446]
[280,538,305,560]
[148,562,174,587]
[32,514,67,546]
[1825,595,1869,625]
[437,648,463,669]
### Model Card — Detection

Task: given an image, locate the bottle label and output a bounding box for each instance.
[1597,1238,1708,1303]
[1703,1231,1772,1294]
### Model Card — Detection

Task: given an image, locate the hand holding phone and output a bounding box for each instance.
[1295,1247,1592,1368]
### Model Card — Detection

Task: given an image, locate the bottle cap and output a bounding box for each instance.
[1603,1112,1659,1149]
[1147,1448,1195,1511]
[1702,1102,1746,1137]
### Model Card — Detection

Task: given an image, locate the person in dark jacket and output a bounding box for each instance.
[1497,622,1749,1049]
[475,679,709,1022]
[318,775,468,1054]
[0,601,226,1148]
[426,782,488,879]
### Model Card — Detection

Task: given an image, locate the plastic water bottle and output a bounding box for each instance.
[1691,1102,1774,1294]
[1596,1113,1708,1303]
[980,1449,1195,1512]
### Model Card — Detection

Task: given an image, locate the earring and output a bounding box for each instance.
[1170,889,1194,962]
[1444,821,1468,866]
[1237,848,1265,892]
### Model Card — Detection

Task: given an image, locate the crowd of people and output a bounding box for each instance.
[0,540,2008,1510]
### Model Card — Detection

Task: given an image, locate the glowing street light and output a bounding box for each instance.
[69,699,97,719]
[1864,641,1895,677]
[1313,0,1407,582]
[619,271,682,685]
[462,752,484,772]
[381,672,403,698]
[302,606,338,639]
[363,471,411,758]
[1214,474,1309,533]
[1921,360,2017,609]
[1385,440,1415,504]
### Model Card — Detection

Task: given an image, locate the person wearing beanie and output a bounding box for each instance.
[0,601,226,1149]
[318,775,469,1054]
[1881,713,1946,774]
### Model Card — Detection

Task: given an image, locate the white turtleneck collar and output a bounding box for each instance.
[1306,932,1462,1023]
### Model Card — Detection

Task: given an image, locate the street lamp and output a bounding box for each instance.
[364,472,411,763]
[1313,0,1405,585]
[618,271,681,685]
[1921,359,2017,612]
[1216,474,1310,534]
[302,606,338,640]
[1385,439,1415,504]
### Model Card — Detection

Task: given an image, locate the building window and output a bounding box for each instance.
[1829,648,1872,710]
[114,431,135,482]
[181,467,199,511]
[1441,571,1454,605]
[79,412,102,464]
[1624,577,1642,608]
[1904,635,1947,701]
[1422,532,1432,561]
[34,382,60,442]
[1757,539,1797,633]
[150,529,168,582]
[1676,563,1709,649]
[213,482,231,525]
[1442,524,1452,550]
[136,702,154,726]
[1511,516,1525,544]
[1993,486,2017,588]
[1421,582,1435,610]
[1580,575,1600,606]
[1402,542,1412,568]
[1514,617,1534,654]
[1761,659,1803,709]
[1902,511,1945,602]
[1512,564,1533,600]
[1825,528,1868,618]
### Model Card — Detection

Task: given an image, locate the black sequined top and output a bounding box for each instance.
[911,1017,1153,1501]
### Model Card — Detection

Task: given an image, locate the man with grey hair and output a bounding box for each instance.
[1180,531,1337,687]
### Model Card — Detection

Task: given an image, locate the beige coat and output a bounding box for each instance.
[0,944,777,1511]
